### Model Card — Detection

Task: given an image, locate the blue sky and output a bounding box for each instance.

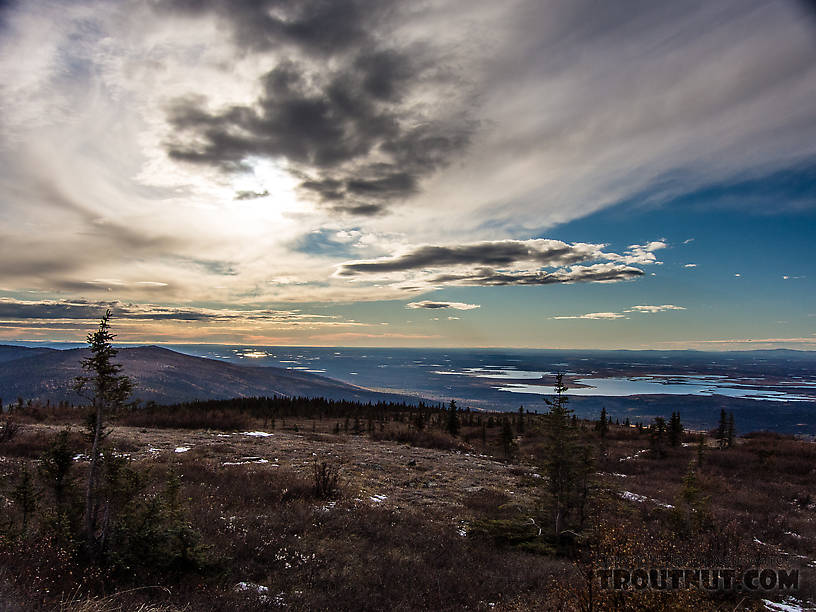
[0,0,814,348]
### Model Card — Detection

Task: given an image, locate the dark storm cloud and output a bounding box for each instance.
[159,0,474,215]
[335,239,650,288]
[426,264,644,287]
[405,301,480,310]
[156,0,395,56]
[336,240,602,276]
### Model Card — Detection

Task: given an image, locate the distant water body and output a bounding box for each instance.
[152,345,816,408]
[12,343,816,432]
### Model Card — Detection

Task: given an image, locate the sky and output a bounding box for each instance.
[0,0,814,349]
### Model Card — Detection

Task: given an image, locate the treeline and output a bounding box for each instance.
[121,395,539,434]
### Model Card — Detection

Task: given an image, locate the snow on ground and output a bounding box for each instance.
[222,457,271,466]
[763,596,816,611]
[174,446,191,453]
[369,494,387,503]
[619,449,649,462]
[242,431,274,437]
[619,491,674,509]
[621,491,648,503]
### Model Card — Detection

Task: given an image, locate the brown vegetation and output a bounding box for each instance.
[0,397,813,610]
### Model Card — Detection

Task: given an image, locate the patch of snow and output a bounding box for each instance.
[223,458,270,466]
[174,447,191,453]
[784,531,802,539]
[621,491,648,503]
[619,491,674,509]
[242,431,274,437]
[235,581,269,595]
[369,494,388,503]
[234,582,279,605]
[763,596,816,611]
[619,449,649,462]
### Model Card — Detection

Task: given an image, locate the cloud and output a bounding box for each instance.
[553,304,685,319]
[235,190,269,200]
[336,239,655,289]
[0,0,814,323]
[0,298,358,326]
[405,301,480,310]
[684,263,697,268]
[605,241,667,265]
[551,312,627,320]
[337,239,605,274]
[159,1,475,215]
[625,304,686,313]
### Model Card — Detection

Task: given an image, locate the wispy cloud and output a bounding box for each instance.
[552,312,627,320]
[553,304,685,320]
[0,298,357,326]
[625,305,686,313]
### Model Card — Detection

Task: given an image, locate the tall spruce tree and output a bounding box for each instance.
[542,373,580,535]
[74,310,132,562]
[500,418,514,458]
[668,412,683,447]
[716,409,728,449]
[446,399,460,437]
[596,406,609,438]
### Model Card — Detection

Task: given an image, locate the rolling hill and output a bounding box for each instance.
[0,345,419,406]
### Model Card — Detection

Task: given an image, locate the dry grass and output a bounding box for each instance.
[0,412,813,610]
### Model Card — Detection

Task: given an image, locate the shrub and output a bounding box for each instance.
[313,460,340,500]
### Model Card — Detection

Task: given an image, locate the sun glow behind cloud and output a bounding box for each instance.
[0,0,813,347]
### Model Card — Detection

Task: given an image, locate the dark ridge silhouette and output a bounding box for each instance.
[0,345,419,406]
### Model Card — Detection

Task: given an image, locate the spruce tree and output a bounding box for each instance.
[446,400,460,437]
[715,408,728,449]
[500,418,514,458]
[596,406,609,438]
[12,468,40,536]
[649,417,666,458]
[542,374,580,535]
[668,412,683,447]
[74,310,132,562]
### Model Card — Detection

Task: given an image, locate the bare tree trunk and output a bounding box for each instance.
[84,398,103,561]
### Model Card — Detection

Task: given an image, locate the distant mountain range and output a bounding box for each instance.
[0,345,418,406]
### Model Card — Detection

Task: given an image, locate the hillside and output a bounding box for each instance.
[0,411,813,610]
[0,345,418,406]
